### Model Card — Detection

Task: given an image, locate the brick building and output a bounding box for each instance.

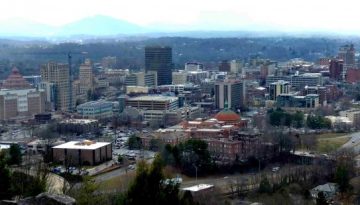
[52,140,112,166]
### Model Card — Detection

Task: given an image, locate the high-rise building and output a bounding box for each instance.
[269,80,290,101]
[230,60,242,73]
[145,46,173,86]
[40,82,56,111]
[338,44,356,79]
[79,59,94,94]
[215,80,246,110]
[329,59,343,81]
[40,62,71,112]
[219,60,231,72]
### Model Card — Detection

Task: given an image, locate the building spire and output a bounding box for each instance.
[224,100,229,110]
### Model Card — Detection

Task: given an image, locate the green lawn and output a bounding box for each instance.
[98,172,136,192]
[315,132,348,139]
[317,136,350,153]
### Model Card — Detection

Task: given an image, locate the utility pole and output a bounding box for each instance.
[193,164,198,183]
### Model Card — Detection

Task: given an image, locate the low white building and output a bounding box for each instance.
[310,183,338,201]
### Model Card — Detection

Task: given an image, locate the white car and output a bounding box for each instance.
[272,167,280,172]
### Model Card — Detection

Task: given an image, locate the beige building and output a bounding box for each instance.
[79,59,94,94]
[172,71,187,84]
[52,140,112,166]
[269,80,290,101]
[126,86,149,94]
[230,60,242,73]
[125,71,157,87]
[340,109,360,128]
[0,88,45,120]
[41,62,71,112]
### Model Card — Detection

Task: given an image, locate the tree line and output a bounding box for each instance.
[0,145,47,200]
[268,108,331,129]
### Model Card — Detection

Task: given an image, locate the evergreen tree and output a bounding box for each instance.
[258,177,272,194]
[335,164,351,193]
[0,152,11,200]
[8,144,21,165]
[125,155,181,205]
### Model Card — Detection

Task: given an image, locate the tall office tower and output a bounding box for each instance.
[230,60,242,73]
[329,59,344,81]
[219,60,231,72]
[338,44,356,78]
[215,80,246,110]
[79,59,94,94]
[269,80,290,101]
[145,46,173,85]
[40,62,71,112]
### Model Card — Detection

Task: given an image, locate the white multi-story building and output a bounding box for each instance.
[76,100,113,119]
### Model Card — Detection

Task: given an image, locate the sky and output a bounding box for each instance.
[1,0,360,32]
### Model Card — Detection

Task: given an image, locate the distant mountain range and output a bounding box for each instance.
[0,15,356,40]
[0,15,149,37]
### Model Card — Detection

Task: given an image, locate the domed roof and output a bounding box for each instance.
[214,109,241,122]
[2,67,32,89]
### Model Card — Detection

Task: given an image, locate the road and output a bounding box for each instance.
[341,131,360,154]
[341,131,360,168]
[94,166,134,182]
[180,165,320,193]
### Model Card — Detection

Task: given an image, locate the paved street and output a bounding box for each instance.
[341,131,360,168]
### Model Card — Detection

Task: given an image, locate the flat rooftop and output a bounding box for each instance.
[182,184,214,192]
[128,95,178,102]
[60,119,98,124]
[52,141,111,150]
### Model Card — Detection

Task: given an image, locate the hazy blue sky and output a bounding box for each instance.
[1,0,359,32]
